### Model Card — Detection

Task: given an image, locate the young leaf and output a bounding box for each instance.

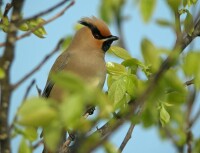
[156,19,173,27]
[166,0,181,11]
[140,0,156,23]
[108,46,132,60]
[19,22,29,31]
[23,127,38,142]
[183,52,200,77]
[0,68,5,79]
[159,105,170,126]
[141,38,161,72]
[184,10,194,36]
[43,120,62,152]
[51,72,86,93]
[124,75,138,98]
[100,0,114,24]
[18,97,57,126]
[104,142,120,153]
[106,62,127,76]
[108,77,126,104]
[18,138,32,153]
[27,18,47,38]
[59,94,84,129]
[1,16,9,32]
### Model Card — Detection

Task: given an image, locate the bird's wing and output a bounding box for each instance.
[42,52,70,98]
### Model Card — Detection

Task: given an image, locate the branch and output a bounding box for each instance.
[0,0,75,47]
[11,39,64,90]
[185,79,194,86]
[22,79,36,101]
[20,0,71,23]
[118,123,135,152]
[0,3,12,21]
[0,1,25,152]
[189,107,200,128]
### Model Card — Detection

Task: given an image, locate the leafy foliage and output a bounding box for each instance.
[0,14,47,38]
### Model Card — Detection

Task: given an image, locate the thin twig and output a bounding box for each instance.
[0,0,75,47]
[118,123,135,152]
[0,3,12,23]
[185,79,194,86]
[22,79,36,101]
[20,0,70,23]
[11,39,64,90]
[33,139,43,150]
[189,108,200,128]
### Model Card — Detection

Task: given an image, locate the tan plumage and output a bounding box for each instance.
[42,16,118,152]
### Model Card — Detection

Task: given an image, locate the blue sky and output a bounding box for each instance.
[0,0,200,153]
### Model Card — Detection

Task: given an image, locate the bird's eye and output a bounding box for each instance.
[93,33,101,39]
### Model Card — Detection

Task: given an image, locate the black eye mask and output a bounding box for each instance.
[79,20,111,40]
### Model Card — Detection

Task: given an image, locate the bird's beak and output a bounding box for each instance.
[105,35,119,42]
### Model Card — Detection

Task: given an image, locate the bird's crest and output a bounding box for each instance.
[79,16,111,38]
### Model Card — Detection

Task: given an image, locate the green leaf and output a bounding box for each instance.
[0,68,5,79]
[106,62,127,76]
[183,52,200,85]
[1,16,9,32]
[18,97,57,126]
[166,0,181,11]
[184,10,194,36]
[100,0,114,24]
[156,19,173,27]
[124,75,138,98]
[18,138,32,153]
[19,22,29,31]
[104,142,119,153]
[23,127,38,141]
[159,105,170,126]
[43,120,62,152]
[59,94,84,129]
[108,46,132,60]
[184,0,198,6]
[27,18,47,38]
[51,72,86,93]
[61,36,72,51]
[161,69,186,93]
[108,77,126,104]
[140,0,156,23]
[141,38,161,72]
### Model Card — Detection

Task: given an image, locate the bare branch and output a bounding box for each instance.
[33,139,43,150]
[21,0,71,23]
[189,107,200,128]
[118,123,135,152]
[0,0,75,47]
[22,79,36,101]
[11,39,64,90]
[0,3,12,20]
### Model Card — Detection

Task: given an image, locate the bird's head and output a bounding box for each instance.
[71,16,118,52]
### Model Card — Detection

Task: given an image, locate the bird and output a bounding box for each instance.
[42,16,118,152]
